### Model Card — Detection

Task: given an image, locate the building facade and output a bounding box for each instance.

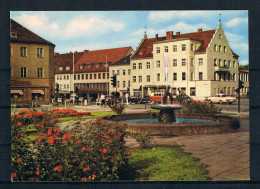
[10,19,55,103]
[130,22,239,100]
[72,47,133,100]
[239,70,249,96]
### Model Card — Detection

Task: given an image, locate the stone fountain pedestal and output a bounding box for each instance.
[151,104,183,123]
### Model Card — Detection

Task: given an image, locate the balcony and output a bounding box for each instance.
[215,66,229,72]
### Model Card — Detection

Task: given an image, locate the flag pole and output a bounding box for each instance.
[72,45,75,104]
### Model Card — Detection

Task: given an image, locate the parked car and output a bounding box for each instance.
[128,96,141,104]
[206,94,236,104]
[139,98,150,104]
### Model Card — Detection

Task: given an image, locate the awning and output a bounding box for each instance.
[11,90,23,95]
[32,90,44,95]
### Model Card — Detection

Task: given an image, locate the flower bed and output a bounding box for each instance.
[182,100,220,114]
[11,112,130,181]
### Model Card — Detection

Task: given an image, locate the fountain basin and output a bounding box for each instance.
[103,112,240,136]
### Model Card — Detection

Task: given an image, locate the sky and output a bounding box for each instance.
[10,11,248,65]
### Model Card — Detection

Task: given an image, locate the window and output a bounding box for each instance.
[90,74,92,79]
[103,73,106,79]
[10,32,17,38]
[123,70,125,75]
[157,73,160,81]
[173,59,177,66]
[67,84,69,89]
[98,73,101,79]
[146,62,150,69]
[21,67,27,78]
[117,81,120,88]
[191,44,194,51]
[67,75,69,80]
[146,75,150,82]
[66,66,70,71]
[182,59,186,66]
[219,45,221,52]
[173,73,177,80]
[214,44,217,52]
[182,72,186,80]
[224,46,226,53]
[60,85,62,89]
[190,72,194,81]
[117,70,120,75]
[20,47,27,57]
[128,69,131,75]
[64,84,66,89]
[107,73,109,79]
[64,75,66,80]
[37,68,43,78]
[57,75,59,80]
[112,70,115,76]
[224,60,227,67]
[199,58,203,66]
[233,73,236,81]
[165,46,168,52]
[96,64,100,69]
[86,74,88,79]
[37,48,43,58]
[191,58,194,66]
[82,74,84,80]
[214,59,217,66]
[173,45,177,52]
[233,61,236,68]
[123,81,126,88]
[79,65,83,70]
[219,59,222,67]
[78,74,80,80]
[60,75,62,80]
[74,74,76,80]
[94,74,97,79]
[156,60,160,67]
[133,76,136,83]
[172,88,177,95]
[219,34,222,39]
[139,63,142,69]
[156,47,160,53]
[128,80,130,87]
[190,87,196,96]
[182,44,186,51]
[59,67,63,71]
[139,76,142,82]
[133,63,136,69]
[87,64,91,69]
[228,60,231,67]
[199,72,203,80]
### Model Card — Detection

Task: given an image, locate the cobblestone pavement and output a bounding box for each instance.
[126,130,250,181]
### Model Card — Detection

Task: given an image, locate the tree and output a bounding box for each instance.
[239,64,249,70]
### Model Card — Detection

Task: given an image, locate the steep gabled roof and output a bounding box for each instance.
[54,52,84,74]
[10,19,55,46]
[111,55,131,66]
[74,47,132,73]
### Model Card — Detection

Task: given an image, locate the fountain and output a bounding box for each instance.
[151,89,182,123]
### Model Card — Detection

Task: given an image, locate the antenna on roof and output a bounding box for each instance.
[144,26,147,34]
[219,13,222,23]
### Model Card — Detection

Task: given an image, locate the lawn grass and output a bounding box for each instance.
[128,146,210,181]
[147,110,160,113]
[219,112,237,115]
[58,111,116,122]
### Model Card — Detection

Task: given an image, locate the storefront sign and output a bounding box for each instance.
[11,90,23,95]
[32,90,44,95]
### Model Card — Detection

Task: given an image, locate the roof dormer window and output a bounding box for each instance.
[10,32,17,38]
[96,64,100,69]
[79,64,83,70]
[59,67,63,71]
[66,66,70,71]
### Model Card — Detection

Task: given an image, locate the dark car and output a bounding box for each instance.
[128,96,141,104]
[139,98,150,104]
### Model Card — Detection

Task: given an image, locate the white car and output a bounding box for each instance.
[206,94,236,104]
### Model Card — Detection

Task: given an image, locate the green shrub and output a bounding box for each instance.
[109,103,127,114]
[131,133,155,149]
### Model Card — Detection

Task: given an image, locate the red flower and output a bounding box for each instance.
[83,167,90,172]
[92,174,97,178]
[54,165,63,172]
[67,132,73,139]
[82,177,87,181]
[123,122,127,125]
[37,138,43,143]
[35,170,40,176]
[16,158,22,163]
[81,147,86,152]
[63,134,67,139]
[102,148,107,154]
[108,139,112,143]
[75,140,81,144]
[88,176,91,180]
[47,129,52,136]
[28,178,35,181]
[17,122,22,127]
[53,128,60,134]
[126,151,131,156]
[36,124,41,127]
[62,140,68,144]
[20,133,24,137]
[48,137,54,144]
[11,173,16,179]
[52,119,58,122]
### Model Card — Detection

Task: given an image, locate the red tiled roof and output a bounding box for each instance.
[74,47,132,73]
[10,19,55,46]
[132,29,238,58]
[54,52,84,74]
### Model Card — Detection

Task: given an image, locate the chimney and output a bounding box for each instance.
[166,31,173,40]
[176,32,180,35]
[75,51,77,54]
[198,28,202,32]
[54,52,59,56]
[155,34,158,41]
[84,50,89,54]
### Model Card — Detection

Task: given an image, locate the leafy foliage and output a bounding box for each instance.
[109,103,127,114]
[182,100,220,114]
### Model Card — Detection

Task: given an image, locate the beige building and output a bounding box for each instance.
[10,19,55,103]
[130,22,239,100]
[239,70,249,96]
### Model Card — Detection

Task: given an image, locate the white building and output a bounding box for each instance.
[239,70,249,96]
[130,22,239,100]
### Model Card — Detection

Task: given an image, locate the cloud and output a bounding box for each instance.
[148,11,209,23]
[225,32,248,53]
[63,16,124,39]
[133,22,209,37]
[240,59,248,65]
[225,17,248,27]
